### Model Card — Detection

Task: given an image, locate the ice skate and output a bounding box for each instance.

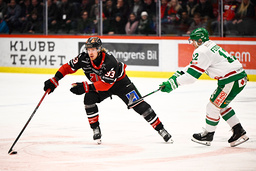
[158,128,173,143]
[93,126,102,144]
[192,128,215,146]
[228,123,249,147]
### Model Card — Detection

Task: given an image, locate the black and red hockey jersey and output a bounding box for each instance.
[55,51,127,92]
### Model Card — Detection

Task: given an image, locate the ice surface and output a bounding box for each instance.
[0,73,255,171]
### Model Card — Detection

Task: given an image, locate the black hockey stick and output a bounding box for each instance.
[128,87,162,109]
[8,89,50,155]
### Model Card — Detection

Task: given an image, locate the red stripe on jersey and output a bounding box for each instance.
[224,71,236,78]
[93,81,114,91]
[190,65,205,73]
[58,63,76,77]
[151,118,161,129]
[117,64,127,81]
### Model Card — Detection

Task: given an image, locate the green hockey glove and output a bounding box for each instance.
[160,71,184,93]
[160,77,178,93]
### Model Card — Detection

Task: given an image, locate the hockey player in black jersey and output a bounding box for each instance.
[44,37,172,144]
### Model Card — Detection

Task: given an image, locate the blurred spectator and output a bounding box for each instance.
[112,0,129,23]
[80,0,93,15]
[130,0,144,19]
[0,13,9,34]
[23,12,43,34]
[229,0,255,35]
[108,13,126,34]
[30,0,43,21]
[76,10,95,34]
[137,11,155,35]
[48,0,59,33]
[161,0,169,20]
[186,12,206,34]
[103,0,114,20]
[161,12,180,34]
[102,13,112,34]
[5,0,22,33]
[54,0,62,8]
[194,0,215,19]
[223,0,240,21]
[0,0,8,17]
[167,0,183,18]
[211,0,240,35]
[185,0,198,17]
[19,0,31,33]
[143,0,156,19]
[90,0,99,24]
[125,12,139,34]
[178,0,188,10]
[57,0,75,33]
[178,10,193,34]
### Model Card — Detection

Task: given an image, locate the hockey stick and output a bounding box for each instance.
[8,89,50,155]
[128,87,162,109]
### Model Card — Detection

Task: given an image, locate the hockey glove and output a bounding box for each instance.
[160,71,184,93]
[70,81,92,95]
[44,77,59,94]
[160,78,178,93]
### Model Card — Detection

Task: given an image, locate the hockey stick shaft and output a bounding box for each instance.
[8,89,50,154]
[128,87,162,109]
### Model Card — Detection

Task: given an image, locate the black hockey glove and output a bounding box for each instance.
[44,77,59,94]
[70,81,95,95]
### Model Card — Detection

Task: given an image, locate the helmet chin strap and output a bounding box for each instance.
[196,40,203,47]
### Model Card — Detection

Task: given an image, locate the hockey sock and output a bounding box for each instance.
[205,102,220,132]
[85,104,99,129]
[220,107,240,128]
[141,108,163,131]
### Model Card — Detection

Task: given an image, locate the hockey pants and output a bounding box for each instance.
[205,76,247,132]
[84,75,164,131]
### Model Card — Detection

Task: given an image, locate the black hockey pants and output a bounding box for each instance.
[84,75,163,131]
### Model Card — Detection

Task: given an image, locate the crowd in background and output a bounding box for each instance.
[0,0,256,36]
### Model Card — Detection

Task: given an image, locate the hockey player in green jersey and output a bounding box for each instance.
[160,28,249,147]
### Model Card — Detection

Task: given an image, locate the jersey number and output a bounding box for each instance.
[218,48,236,63]
[90,73,101,82]
[105,71,115,78]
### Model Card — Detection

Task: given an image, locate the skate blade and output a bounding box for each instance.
[230,134,249,147]
[167,138,174,143]
[191,138,211,146]
[95,139,102,145]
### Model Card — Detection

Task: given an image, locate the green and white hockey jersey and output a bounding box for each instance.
[177,40,247,86]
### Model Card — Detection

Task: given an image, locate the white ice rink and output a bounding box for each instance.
[0,73,256,171]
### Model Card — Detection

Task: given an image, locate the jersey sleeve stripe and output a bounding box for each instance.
[187,67,203,79]
[190,65,205,73]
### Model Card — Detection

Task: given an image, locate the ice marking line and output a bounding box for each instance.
[94,147,256,167]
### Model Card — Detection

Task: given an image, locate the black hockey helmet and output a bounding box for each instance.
[85,37,102,51]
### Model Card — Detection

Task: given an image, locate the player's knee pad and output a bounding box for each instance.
[85,104,99,128]
[133,102,156,121]
[141,107,157,122]
[133,101,151,114]
[206,102,221,120]
[85,104,98,115]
